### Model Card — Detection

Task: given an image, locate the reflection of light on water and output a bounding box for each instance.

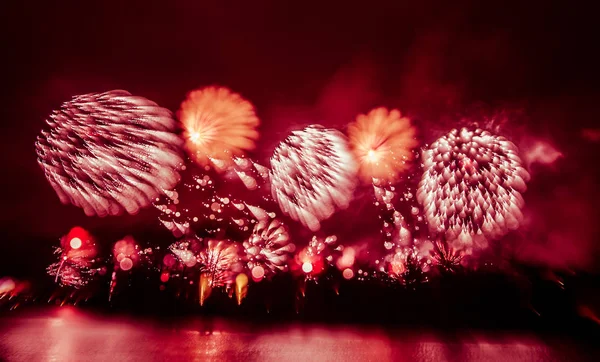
[253,327,392,362]
[0,308,577,361]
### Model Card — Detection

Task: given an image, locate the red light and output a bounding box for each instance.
[251,265,265,281]
[342,268,354,280]
[119,257,133,271]
[69,237,82,250]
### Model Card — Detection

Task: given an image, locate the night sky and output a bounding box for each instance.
[2,0,599,279]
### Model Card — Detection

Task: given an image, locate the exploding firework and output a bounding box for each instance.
[197,240,240,305]
[35,90,184,217]
[417,128,530,251]
[198,240,239,288]
[348,107,418,183]
[270,126,357,231]
[386,246,429,285]
[297,235,339,278]
[430,241,463,273]
[243,218,294,280]
[48,228,98,288]
[179,86,260,168]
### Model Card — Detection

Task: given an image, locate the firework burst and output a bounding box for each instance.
[198,240,239,288]
[417,128,530,251]
[270,126,358,231]
[35,90,183,217]
[348,107,418,183]
[430,241,463,273]
[386,246,429,285]
[197,240,240,305]
[296,235,339,278]
[180,86,260,168]
[243,218,294,280]
[47,227,98,288]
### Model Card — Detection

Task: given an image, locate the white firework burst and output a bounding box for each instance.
[243,219,294,278]
[270,125,358,231]
[35,90,184,217]
[417,128,530,250]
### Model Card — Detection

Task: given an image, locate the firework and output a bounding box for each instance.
[348,107,418,183]
[387,248,414,276]
[0,277,17,297]
[47,263,94,288]
[154,159,269,238]
[270,126,357,231]
[180,86,260,168]
[35,90,183,217]
[430,241,463,273]
[417,128,530,251]
[297,235,339,278]
[243,219,294,280]
[109,236,143,300]
[113,236,140,271]
[58,227,98,265]
[235,273,249,305]
[386,246,429,285]
[48,228,98,288]
[196,240,240,305]
[169,239,199,268]
[198,240,239,288]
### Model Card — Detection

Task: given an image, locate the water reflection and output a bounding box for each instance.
[0,308,591,361]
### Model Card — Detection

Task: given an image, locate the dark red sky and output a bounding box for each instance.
[1,1,599,276]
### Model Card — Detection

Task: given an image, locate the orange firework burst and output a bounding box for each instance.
[348,107,418,183]
[179,86,260,168]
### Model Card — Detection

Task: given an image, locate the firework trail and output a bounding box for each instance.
[234,273,249,305]
[228,156,270,190]
[243,218,294,280]
[417,128,530,251]
[270,126,358,231]
[180,86,259,168]
[35,90,183,217]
